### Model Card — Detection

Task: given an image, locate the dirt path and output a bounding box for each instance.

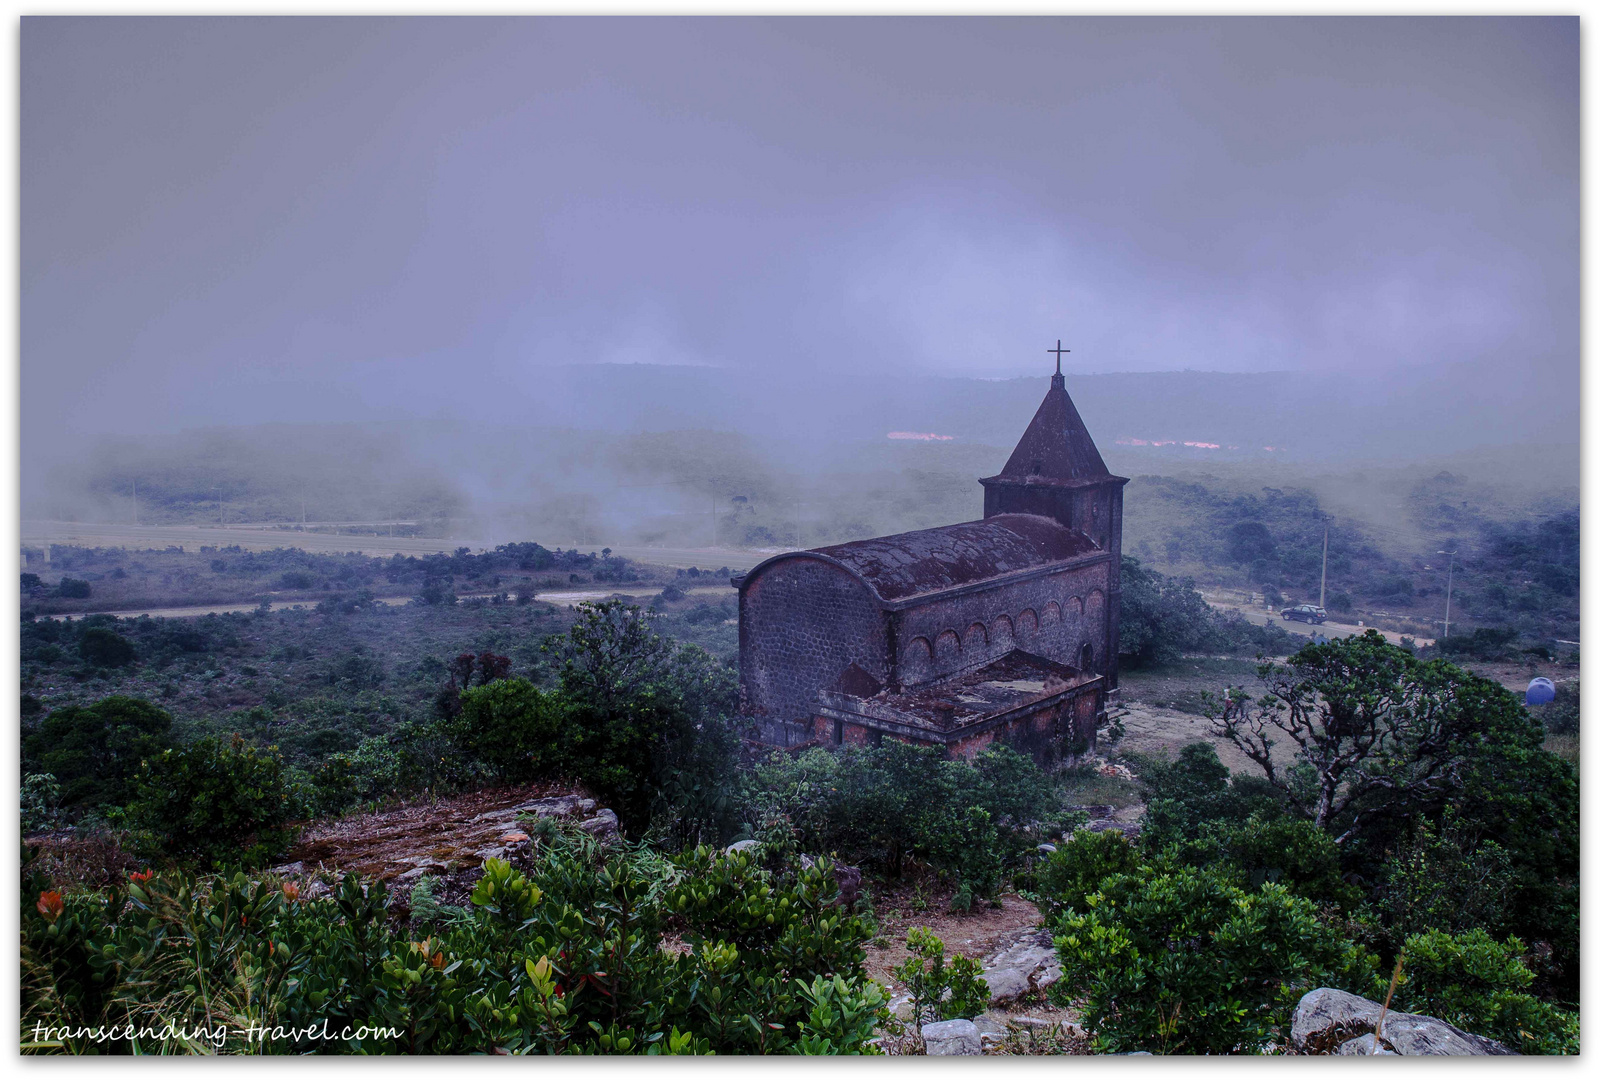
[1200,590,1435,648]
[862,881,1044,989]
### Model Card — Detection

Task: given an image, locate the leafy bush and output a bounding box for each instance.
[56,578,92,599]
[1049,865,1378,1054]
[892,927,989,1024]
[450,678,572,781]
[1211,633,1580,999]
[78,628,136,668]
[1533,679,1578,736]
[1118,558,1216,668]
[1379,818,1513,942]
[1118,558,1296,669]
[1435,627,1520,661]
[1394,929,1578,1055]
[1028,829,1146,924]
[128,734,296,870]
[21,696,174,812]
[1131,742,1282,848]
[1211,813,1358,910]
[545,601,743,844]
[21,831,884,1055]
[743,740,1061,902]
[22,773,62,835]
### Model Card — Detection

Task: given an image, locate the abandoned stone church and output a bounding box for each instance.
[735,367,1126,764]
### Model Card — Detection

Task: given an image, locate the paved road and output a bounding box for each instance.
[21,520,780,571]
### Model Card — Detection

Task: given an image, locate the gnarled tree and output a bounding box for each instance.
[1205,631,1531,845]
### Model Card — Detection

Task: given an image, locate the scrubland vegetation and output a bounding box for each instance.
[20,535,1580,1055]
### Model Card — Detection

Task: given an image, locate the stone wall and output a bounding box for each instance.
[739,556,885,721]
[893,558,1115,689]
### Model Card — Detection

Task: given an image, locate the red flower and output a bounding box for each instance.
[128,870,154,884]
[37,891,64,922]
[281,881,301,903]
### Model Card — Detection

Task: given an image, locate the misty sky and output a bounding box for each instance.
[22,16,1577,441]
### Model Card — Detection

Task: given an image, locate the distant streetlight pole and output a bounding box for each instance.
[1437,550,1458,640]
[1319,519,1330,609]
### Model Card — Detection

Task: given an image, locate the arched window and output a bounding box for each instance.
[1080,642,1095,674]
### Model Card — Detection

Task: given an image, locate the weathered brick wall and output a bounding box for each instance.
[893,559,1115,688]
[740,557,886,721]
[943,683,1101,765]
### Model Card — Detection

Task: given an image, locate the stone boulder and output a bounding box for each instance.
[1290,988,1517,1056]
[921,1019,982,1056]
[577,808,621,842]
[1063,804,1116,820]
[724,839,761,856]
[798,854,863,908]
[980,928,1062,1005]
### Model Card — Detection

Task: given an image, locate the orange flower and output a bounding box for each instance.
[281,881,301,903]
[37,891,64,923]
[129,870,154,884]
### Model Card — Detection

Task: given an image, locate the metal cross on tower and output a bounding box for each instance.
[1048,340,1070,375]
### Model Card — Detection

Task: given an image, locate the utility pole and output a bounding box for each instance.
[1319,520,1329,609]
[1437,549,1457,640]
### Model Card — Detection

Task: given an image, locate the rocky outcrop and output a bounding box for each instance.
[980,928,1062,1005]
[921,1019,982,1056]
[274,784,619,903]
[1290,988,1517,1056]
[577,808,620,843]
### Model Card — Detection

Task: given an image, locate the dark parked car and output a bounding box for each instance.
[1281,604,1328,624]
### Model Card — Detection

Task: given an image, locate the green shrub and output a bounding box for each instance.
[1379,818,1514,942]
[21,773,61,835]
[545,601,743,843]
[56,578,91,599]
[21,696,174,812]
[129,734,295,870]
[1216,813,1359,910]
[22,831,884,1054]
[1050,865,1378,1054]
[1133,741,1283,848]
[451,678,571,781]
[306,736,409,816]
[1533,679,1578,736]
[743,740,1061,902]
[1029,829,1146,923]
[78,628,136,668]
[1394,929,1578,1055]
[892,927,990,1024]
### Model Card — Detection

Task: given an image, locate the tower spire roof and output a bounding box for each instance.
[997,357,1110,482]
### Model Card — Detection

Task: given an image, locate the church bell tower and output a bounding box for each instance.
[979,343,1128,693]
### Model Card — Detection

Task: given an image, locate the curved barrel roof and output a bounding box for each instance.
[802,512,1101,602]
